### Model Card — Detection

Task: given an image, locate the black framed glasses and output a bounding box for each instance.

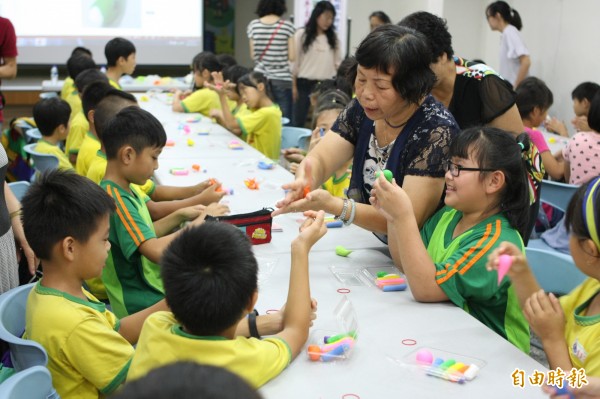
[443,160,496,177]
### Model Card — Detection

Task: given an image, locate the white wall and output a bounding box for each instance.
[234,0,600,128]
[453,0,600,131]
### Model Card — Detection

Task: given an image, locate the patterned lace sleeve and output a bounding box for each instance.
[406,125,455,177]
[331,98,364,145]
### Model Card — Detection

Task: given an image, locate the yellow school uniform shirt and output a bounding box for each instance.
[65,91,82,122]
[75,132,101,176]
[86,150,156,197]
[127,312,291,388]
[60,77,76,100]
[109,78,122,90]
[34,139,73,170]
[560,278,600,376]
[180,87,220,116]
[322,171,351,198]
[24,282,134,399]
[65,111,89,156]
[237,105,282,160]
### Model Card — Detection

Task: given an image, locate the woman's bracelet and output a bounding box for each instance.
[9,209,22,220]
[337,199,349,221]
[344,199,356,226]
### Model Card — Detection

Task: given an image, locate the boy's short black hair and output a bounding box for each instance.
[74,68,109,93]
[191,51,222,74]
[94,90,138,140]
[112,362,263,399]
[399,11,454,63]
[572,82,600,103]
[21,170,115,261]
[67,54,97,81]
[588,92,600,133]
[32,97,71,136]
[161,223,258,336]
[105,37,136,67]
[103,106,166,159]
[515,76,554,119]
[354,24,435,105]
[223,65,250,95]
[71,46,93,58]
[216,54,237,70]
[81,81,113,117]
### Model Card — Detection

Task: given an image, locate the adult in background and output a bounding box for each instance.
[486,1,530,88]
[369,11,391,31]
[247,0,295,122]
[0,145,37,292]
[274,25,459,240]
[400,12,543,242]
[0,16,17,132]
[292,1,341,127]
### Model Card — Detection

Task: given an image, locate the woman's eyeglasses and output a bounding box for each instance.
[444,160,496,177]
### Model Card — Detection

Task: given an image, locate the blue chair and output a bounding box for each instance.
[0,284,48,371]
[7,182,30,202]
[25,129,42,143]
[281,127,311,150]
[525,247,586,296]
[23,144,59,178]
[0,366,56,399]
[540,180,578,212]
[0,284,58,398]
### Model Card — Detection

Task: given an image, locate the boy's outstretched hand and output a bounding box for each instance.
[293,210,327,250]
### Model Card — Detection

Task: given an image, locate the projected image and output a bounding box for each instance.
[83,0,141,28]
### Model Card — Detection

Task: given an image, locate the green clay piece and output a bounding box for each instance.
[376,169,393,182]
[335,245,353,257]
[376,271,387,278]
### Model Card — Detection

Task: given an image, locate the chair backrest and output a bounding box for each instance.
[25,129,42,143]
[0,365,58,399]
[540,180,579,212]
[525,247,587,296]
[23,144,59,175]
[281,127,312,150]
[0,284,48,371]
[7,182,31,202]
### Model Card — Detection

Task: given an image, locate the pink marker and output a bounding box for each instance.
[497,254,513,285]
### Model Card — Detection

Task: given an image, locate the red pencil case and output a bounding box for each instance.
[206,208,273,245]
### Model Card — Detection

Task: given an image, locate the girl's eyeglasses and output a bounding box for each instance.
[444,160,496,177]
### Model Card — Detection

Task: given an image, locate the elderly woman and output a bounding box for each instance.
[274,25,459,238]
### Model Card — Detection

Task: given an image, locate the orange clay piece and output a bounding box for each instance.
[192,164,201,172]
[244,178,260,190]
[209,178,223,192]
[303,185,310,198]
[307,345,322,361]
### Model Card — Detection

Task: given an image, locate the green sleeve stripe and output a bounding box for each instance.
[181,101,190,113]
[113,319,121,332]
[99,358,132,394]
[236,117,248,141]
[268,337,292,366]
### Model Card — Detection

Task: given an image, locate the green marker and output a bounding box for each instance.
[376,169,393,182]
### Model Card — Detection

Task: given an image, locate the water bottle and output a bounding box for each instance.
[50,65,58,83]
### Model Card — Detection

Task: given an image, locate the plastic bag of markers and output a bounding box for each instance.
[205,208,273,245]
[306,296,359,362]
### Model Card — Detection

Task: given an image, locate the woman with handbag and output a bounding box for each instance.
[247,0,295,122]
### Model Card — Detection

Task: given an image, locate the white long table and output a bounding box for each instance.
[141,94,548,398]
